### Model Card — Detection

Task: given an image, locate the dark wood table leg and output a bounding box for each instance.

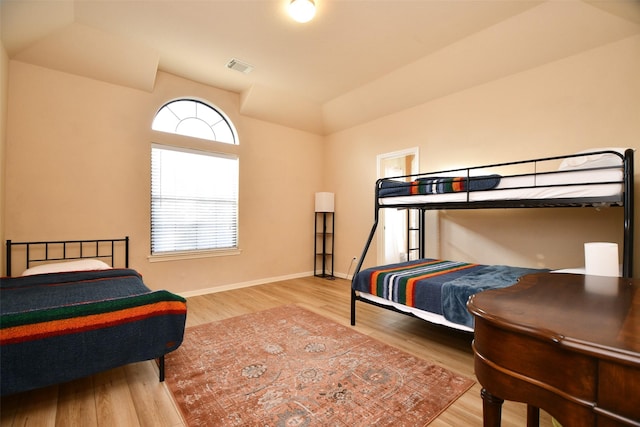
[481,388,504,427]
[527,405,540,427]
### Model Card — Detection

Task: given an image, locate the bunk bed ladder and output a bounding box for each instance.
[406,208,424,260]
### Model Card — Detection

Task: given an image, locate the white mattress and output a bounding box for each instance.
[379,168,623,206]
[356,291,474,332]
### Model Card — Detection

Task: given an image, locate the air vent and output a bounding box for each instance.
[226,58,254,74]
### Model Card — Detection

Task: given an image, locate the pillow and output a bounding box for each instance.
[558,147,627,170]
[21,259,112,276]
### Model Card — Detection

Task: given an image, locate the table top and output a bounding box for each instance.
[467,273,640,366]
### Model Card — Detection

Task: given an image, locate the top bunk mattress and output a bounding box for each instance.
[378,148,633,207]
[380,168,623,205]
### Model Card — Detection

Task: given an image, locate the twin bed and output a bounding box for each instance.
[1,237,187,396]
[351,148,635,332]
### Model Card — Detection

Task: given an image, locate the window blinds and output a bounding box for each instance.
[151,145,238,254]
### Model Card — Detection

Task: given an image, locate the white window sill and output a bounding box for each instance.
[148,248,242,263]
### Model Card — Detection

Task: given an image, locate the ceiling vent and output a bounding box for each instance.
[226,58,254,74]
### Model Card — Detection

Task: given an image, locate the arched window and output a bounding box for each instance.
[152,99,237,144]
[151,99,239,256]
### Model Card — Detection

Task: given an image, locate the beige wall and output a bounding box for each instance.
[4,64,324,292]
[327,35,640,278]
[0,40,8,271]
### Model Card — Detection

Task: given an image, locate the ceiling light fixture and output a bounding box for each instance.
[288,0,316,23]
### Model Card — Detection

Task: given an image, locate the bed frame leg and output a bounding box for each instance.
[159,355,165,382]
[350,290,357,326]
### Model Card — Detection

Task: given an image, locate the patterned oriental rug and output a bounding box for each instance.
[164,305,474,427]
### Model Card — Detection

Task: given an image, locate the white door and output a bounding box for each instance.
[377,148,419,265]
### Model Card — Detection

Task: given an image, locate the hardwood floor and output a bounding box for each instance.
[1,276,554,426]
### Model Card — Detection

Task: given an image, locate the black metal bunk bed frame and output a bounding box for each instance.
[350,148,635,326]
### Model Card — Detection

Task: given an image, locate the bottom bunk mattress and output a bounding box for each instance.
[0,268,187,395]
[352,258,547,329]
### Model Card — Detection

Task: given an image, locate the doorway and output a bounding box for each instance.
[376,148,419,265]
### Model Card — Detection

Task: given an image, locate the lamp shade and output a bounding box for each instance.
[584,242,619,277]
[315,192,334,212]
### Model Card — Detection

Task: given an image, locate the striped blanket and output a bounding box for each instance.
[378,174,501,197]
[0,269,187,395]
[352,259,546,328]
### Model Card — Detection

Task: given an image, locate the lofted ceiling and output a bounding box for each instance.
[2,0,640,135]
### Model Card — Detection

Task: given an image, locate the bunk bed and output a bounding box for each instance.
[351,148,635,332]
[1,237,187,396]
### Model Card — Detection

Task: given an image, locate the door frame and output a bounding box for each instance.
[376,147,419,264]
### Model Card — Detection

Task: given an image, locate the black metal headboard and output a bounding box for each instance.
[5,237,129,277]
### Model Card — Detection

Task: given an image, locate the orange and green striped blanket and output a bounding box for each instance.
[352,258,546,328]
[0,268,187,395]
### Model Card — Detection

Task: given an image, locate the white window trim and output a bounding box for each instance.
[152,98,239,145]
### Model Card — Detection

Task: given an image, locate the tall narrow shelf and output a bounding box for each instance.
[314,211,334,279]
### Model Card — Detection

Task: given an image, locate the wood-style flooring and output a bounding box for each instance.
[1,276,554,426]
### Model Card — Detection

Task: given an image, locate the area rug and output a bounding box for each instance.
[164,305,474,426]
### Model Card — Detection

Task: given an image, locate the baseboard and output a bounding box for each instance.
[178,270,350,298]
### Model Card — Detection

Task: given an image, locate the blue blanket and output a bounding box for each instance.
[441,264,547,327]
[1,269,150,313]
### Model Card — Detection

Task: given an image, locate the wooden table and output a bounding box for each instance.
[467,273,640,427]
